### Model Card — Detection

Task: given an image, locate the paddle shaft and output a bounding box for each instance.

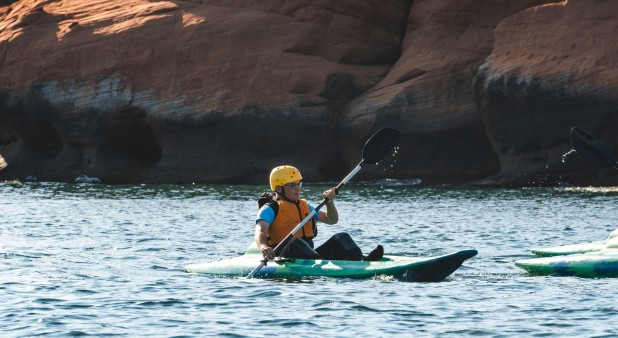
[246,162,365,278]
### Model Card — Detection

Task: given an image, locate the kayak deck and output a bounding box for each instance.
[530,229,618,257]
[185,249,478,282]
[530,241,606,257]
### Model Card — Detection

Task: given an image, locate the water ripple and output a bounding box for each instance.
[2,183,618,337]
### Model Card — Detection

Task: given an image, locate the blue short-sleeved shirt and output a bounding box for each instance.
[256,201,319,225]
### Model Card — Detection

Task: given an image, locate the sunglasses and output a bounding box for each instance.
[283,182,302,190]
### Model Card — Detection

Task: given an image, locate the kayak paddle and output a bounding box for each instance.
[570,127,618,170]
[246,127,402,278]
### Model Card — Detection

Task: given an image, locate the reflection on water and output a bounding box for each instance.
[0,182,617,337]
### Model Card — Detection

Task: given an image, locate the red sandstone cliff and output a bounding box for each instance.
[0,0,616,185]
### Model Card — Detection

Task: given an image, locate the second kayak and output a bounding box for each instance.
[516,237,618,278]
[515,251,618,278]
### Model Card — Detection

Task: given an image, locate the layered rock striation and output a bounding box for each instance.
[0,0,616,185]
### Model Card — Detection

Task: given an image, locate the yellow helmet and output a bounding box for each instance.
[269,165,302,191]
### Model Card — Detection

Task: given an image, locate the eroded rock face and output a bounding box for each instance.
[339,0,548,183]
[0,0,409,183]
[0,0,617,185]
[475,0,618,185]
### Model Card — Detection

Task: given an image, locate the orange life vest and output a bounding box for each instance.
[267,199,317,246]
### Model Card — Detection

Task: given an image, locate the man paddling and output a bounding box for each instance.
[255,165,384,262]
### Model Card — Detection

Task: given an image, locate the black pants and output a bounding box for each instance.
[279,232,364,261]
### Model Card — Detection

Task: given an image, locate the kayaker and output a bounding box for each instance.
[255,165,384,262]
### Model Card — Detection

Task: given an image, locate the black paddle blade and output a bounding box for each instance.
[361,128,401,165]
[570,127,617,167]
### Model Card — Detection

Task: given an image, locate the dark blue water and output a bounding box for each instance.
[1,182,617,337]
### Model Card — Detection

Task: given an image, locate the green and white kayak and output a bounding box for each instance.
[185,244,478,282]
[516,237,618,278]
[530,229,618,257]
